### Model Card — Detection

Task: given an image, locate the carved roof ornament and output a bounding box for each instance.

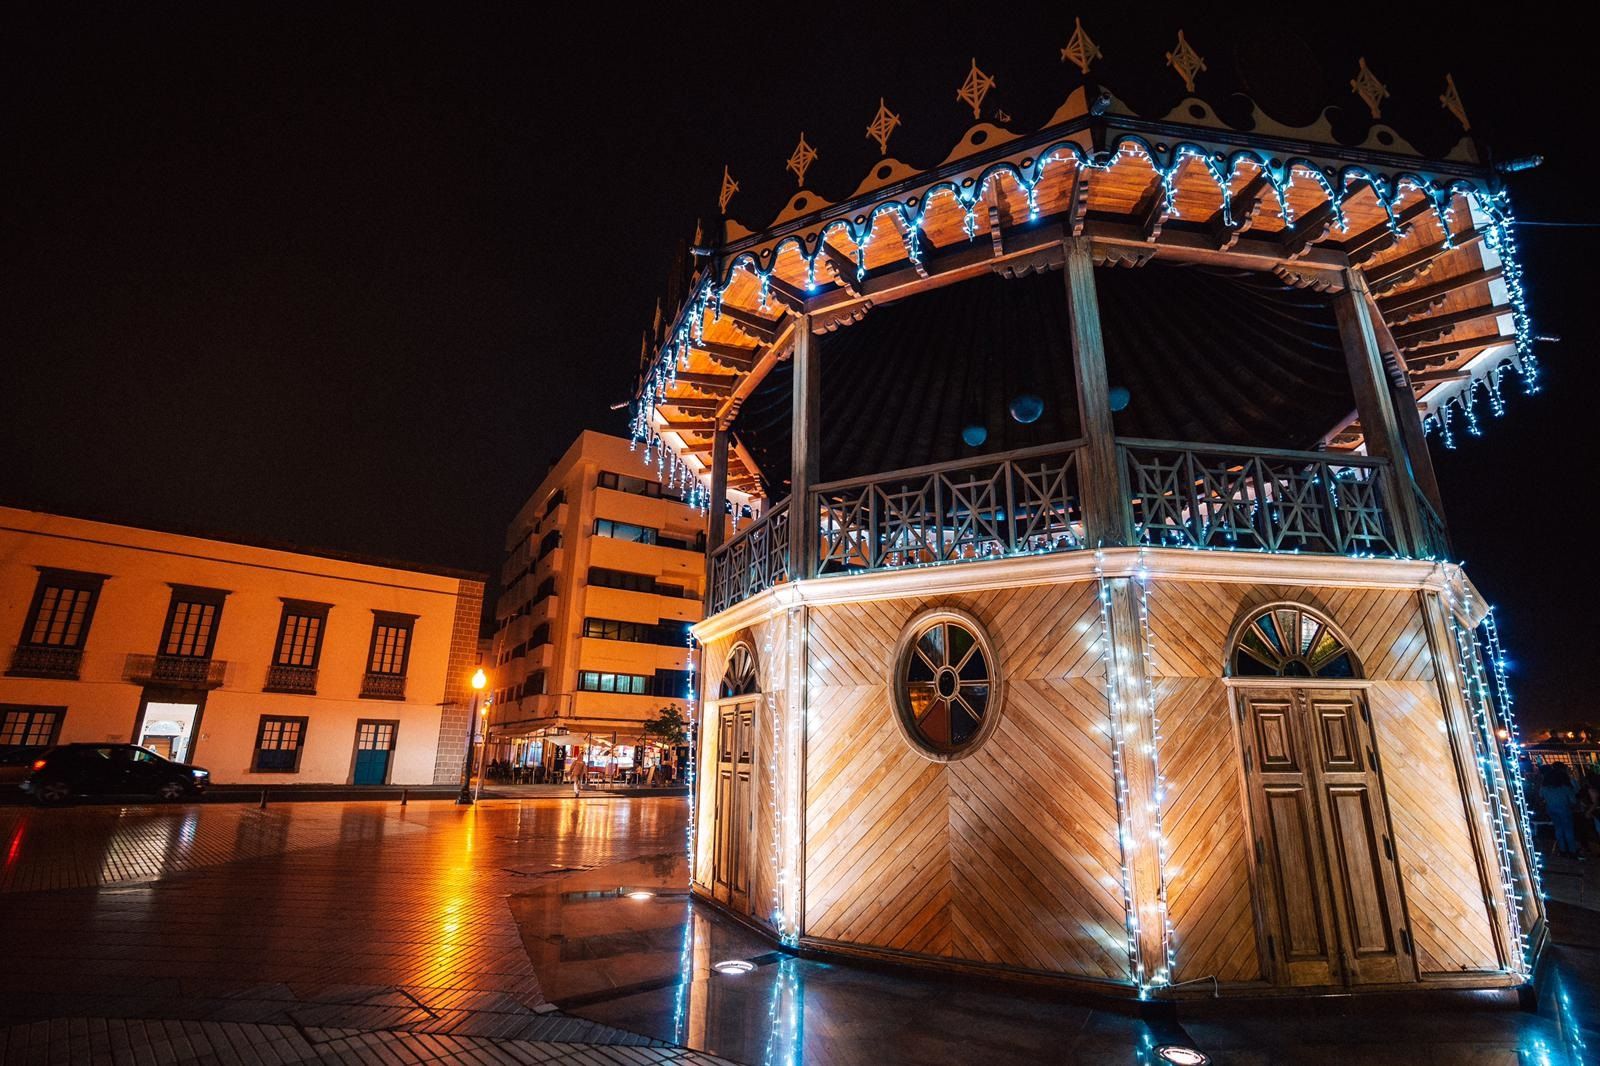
[1351,57,1389,119]
[1165,30,1206,93]
[1060,17,1102,75]
[866,98,902,156]
[718,166,739,213]
[785,133,818,188]
[1440,73,1471,132]
[957,58,996,120]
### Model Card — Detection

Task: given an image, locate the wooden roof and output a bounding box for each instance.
[633,85,1535,499]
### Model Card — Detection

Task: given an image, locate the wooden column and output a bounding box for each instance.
[1336,270,1425,555]
[1365,299,1447,522]
[703,426,730,607]
[1103,573,1169,988]
[789,314,819,578]
[1064,237,1126,547]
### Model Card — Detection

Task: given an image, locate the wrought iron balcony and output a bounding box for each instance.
[7,644,84,679]
[123,654,228,688]
[705,437,1447,616]
[263,663,318,694]
[360,672,407,700]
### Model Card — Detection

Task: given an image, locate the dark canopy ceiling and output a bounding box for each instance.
[736,261,1353,497]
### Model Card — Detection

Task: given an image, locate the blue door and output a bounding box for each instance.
[353,721,395,785]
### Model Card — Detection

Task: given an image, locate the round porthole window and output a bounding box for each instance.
[892,608,1000,759]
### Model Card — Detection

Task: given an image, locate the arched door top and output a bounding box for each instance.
[1227,602,1361,679]
[718,641,760,699]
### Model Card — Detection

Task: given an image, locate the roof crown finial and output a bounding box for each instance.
[1351,57,1389,119]
[1440,73,1470,132]
[866,98,902,156]
[1060,17,1102,75]
[718,166,739,213]
[786,133,818,188]
[1165,30,1206,93]
[957,58,997,120]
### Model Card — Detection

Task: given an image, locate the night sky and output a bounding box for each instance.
[4,6,1594,728]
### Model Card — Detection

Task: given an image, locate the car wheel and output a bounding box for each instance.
[36,780,74,805]
[156,780,187,802]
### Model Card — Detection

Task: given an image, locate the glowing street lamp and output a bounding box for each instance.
[456,668,489,805]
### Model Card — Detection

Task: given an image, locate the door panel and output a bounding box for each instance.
[712,703,756,914]
[1239,688,1412,987]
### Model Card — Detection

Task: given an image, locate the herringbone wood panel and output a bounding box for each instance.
[1368,680,1501,975]
[1154,676,1261,984]
[804,584,1128,979]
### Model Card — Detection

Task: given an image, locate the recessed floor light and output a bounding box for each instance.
[625,890,655,900]
[712,959,756,975]
[1155,1046,1209,1066]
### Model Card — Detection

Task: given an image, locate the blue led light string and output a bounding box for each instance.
[1481,610,1545,905]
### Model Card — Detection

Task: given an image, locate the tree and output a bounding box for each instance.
[642,705,690,748]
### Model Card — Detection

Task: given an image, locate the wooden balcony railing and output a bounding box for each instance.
[7,645,83,679]
[708,499,790,615]
[263,664,318,694]
[815,441,1085,575]
[123,654,228,688]
[703,437,1440,615]
[1119,439,1401,557]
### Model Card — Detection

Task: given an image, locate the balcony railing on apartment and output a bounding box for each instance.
[123,654,228,688]
[263,664,319,695]
[706,436,1445,614]
[7,645,84,679]
[360,672,407,700]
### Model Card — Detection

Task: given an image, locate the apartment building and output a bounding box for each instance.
[0,506,484,786]
[490,431,706,779]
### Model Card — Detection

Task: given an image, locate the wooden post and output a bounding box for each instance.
[1064,237,1126,547]
[704,426,730,606]
[1336,270,1425,555]
[1103,574,1169,989]
[789,314,819,578]
[1365,299,1447,523]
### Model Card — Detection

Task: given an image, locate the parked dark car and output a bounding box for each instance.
[21,744,210,804]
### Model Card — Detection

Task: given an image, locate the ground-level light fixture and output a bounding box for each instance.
[625,890,655,900]
[1154,1047,1210,1066]
[711,959,756,975]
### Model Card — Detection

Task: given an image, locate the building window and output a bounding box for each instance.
[265,600,329,694]
[161,586,228,659]
[1230,604,1359,679]
[0,706,65,751]
[652,668,693,698]
[8,569,107,679]
[594,518,657,545]
[361,612,415,699]
[253,715,308,772]
[577,671,649,695]
[893,609,1000,759]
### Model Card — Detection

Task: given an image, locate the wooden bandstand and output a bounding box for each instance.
[629,44,1546,1000]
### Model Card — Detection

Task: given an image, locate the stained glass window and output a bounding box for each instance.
[897,615,995,754]
[1231,605,1358,679]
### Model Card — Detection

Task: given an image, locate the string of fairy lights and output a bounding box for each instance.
[1092,548,1174,993]
[631,132,1538,489]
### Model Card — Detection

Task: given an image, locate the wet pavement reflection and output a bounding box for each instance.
[0,798,1595,1064]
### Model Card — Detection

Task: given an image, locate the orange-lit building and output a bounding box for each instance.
[488,431,708,781]
[0,506,484,787]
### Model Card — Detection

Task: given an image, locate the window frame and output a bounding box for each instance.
[0,705,66,751]
[18,568,108,651]
[272,599,331,670]
[889,607,1003,762]
[365,611,416,678]
[252,714,309,773]
[159,585,229,660]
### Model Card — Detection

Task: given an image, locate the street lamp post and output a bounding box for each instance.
[472,705,490,804]
[456,668,488,805]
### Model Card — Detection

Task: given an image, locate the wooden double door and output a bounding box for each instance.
[711,700,755,912]
[1237,687,1412,987]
